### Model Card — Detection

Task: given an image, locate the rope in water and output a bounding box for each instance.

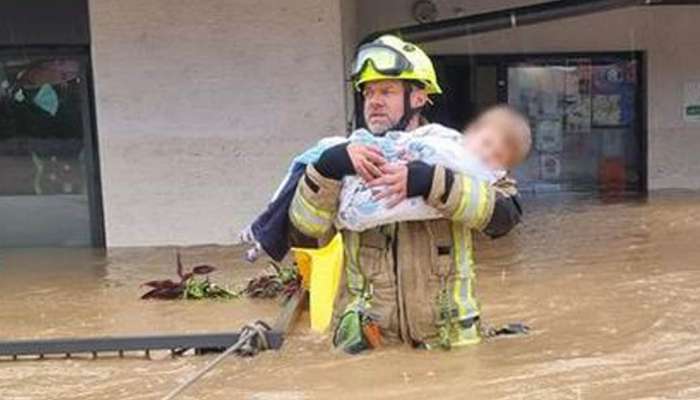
[162,321,271,400]
[162,319,527,399]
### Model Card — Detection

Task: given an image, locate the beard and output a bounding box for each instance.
[366,115,397,136]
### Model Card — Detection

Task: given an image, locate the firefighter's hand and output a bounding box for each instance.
[348,144,386,182]
[368,163,408,208]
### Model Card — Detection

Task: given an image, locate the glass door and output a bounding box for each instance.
[507,56,644,194]
[432,53,645,195]
[0,49,103,247]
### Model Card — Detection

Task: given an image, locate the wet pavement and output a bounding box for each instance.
[2,192,700,399]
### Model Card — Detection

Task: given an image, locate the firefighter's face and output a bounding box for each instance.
[362,80,406,134]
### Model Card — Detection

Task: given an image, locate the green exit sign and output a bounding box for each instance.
[686,105,700,116]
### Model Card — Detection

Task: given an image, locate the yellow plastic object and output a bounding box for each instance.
[292,234,344,333]
[295,251,313,291]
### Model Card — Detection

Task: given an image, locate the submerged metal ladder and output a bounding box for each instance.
[0,331,284,360]
[0,289,306,361]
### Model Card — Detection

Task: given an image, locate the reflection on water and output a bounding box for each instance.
[2,192,700,399]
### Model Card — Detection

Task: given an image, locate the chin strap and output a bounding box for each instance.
[392,81,424,132]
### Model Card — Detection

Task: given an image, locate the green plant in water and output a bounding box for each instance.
[242,262,301,302]
[183,277,238,300]
[141,254,299,301]
[141,252,237,300]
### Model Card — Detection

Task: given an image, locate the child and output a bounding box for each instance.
[240,105,531,262]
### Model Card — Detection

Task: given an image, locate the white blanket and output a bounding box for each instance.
[336,124,501,231]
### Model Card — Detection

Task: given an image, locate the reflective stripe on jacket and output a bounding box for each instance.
[288,154,507,346]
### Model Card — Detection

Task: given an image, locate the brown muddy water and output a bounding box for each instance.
[2,193,700,400]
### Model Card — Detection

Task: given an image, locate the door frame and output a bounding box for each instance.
[432,51,648,193]
[0,45,105,247]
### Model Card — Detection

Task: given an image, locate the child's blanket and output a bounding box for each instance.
[275,124,500,231]
[337,125,500,231]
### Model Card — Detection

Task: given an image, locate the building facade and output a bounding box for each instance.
[0,0,699,248]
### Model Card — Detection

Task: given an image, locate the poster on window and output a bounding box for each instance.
[591,63,636,127]
[564,65,592,133]
[535,119,563,153]
[566,97,592,133]
[540,154,561,181]
[592,95,622,126]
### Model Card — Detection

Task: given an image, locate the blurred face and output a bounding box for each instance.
[463,125,517,170]
[362,80,428,134]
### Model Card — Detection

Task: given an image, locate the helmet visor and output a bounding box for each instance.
[351,43,413,78]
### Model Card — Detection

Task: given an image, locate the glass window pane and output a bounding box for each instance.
[432,54,643,195]
[508,58,641,194]
[0,53,95,247]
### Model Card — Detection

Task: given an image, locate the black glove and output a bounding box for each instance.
[314,143,355,180]
[406,161,436,198]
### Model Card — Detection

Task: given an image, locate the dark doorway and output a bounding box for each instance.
[429,52,646,195]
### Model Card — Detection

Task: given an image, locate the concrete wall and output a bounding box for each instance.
[88,0,700,246]
[90,0,348,246]
[355,1,700,190]
[341,0,360,132]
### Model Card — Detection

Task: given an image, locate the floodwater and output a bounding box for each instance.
[2,192,700,400]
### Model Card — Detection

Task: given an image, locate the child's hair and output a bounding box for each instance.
[467,104,532,166]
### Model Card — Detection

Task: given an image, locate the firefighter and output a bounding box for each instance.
[289,35,523,351]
